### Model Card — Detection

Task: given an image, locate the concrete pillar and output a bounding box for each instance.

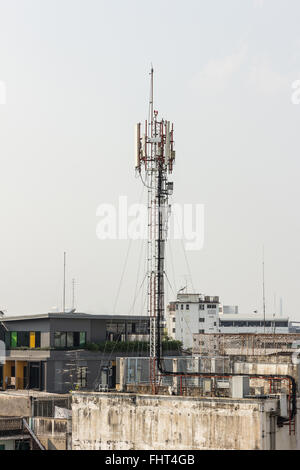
[118,358,125,392]
[172,359,178,393]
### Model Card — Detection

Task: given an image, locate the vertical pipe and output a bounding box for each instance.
[262,246,266,335]
[72,278,75,310]
[63,252,66,313]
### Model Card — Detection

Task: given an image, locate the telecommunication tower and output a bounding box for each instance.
[135,69,176,393]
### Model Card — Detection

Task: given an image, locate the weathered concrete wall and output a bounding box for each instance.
[33,417,70,450]
[233,361,299,394]
[72,392,276,450]
[275,405,300,450]
[234,360,297,377]
[0,394,31,417]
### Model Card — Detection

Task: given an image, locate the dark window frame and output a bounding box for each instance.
[54,331,87,349]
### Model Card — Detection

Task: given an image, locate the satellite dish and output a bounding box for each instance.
[67,309,76,314]
[177,286,187,295]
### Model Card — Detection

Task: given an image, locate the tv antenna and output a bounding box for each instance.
[63,252,66,313]
[262,246,266,334]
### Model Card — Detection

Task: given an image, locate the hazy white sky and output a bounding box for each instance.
[0,0,299,319]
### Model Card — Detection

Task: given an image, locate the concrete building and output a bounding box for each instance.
[167,294,220,350]
[71,391,300,450]
[193,333,300,357]
[71,348,300,450]
[166,293,289,350]
[0,417,33,450]
[0,312,150,393]
[288,322,300,333]
[0,390,73,450]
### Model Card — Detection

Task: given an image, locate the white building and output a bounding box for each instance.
[222,305,239,315]
[166,293,289,350]
[167,293,220,350]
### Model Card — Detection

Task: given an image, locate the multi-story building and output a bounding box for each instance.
[167,293,290,350]
[0,312,150,394]
[167,293,220,350]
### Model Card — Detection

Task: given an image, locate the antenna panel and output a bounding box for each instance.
[135,123,141,169]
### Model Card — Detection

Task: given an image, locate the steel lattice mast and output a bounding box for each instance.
[135,69,175,393]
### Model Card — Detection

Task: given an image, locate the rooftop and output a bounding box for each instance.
[1,312,149,322]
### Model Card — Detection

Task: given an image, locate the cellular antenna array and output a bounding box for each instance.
[135,68,176,393]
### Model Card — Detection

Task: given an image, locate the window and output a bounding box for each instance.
[199,318,205,323]
[176,304,178,310]
[172,328,176,333]
[181,304,184,310]
[6,331,41,349]
[275,321,288,328]
[126,323,134,334]
[220,321,234,327]
[80,332,86,346]
[199,330,205,334]
[233,321,248,327]
[11,332,17,348]
[106,322,125,334]
[172,317,176,322]
[207,304,217,309]
[248,321,260,327]
[17,332,29,348]
[67,332,74,348]
[186,304,190,310]
[54,332,86,348]
[30,332,35,348]
[134,321,149,335]
[106,320,149,339]
[54,332,66,348]
[73,332,80,347]
[199,304,205,310]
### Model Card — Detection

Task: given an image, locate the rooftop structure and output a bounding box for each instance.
[0,313,150,394]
